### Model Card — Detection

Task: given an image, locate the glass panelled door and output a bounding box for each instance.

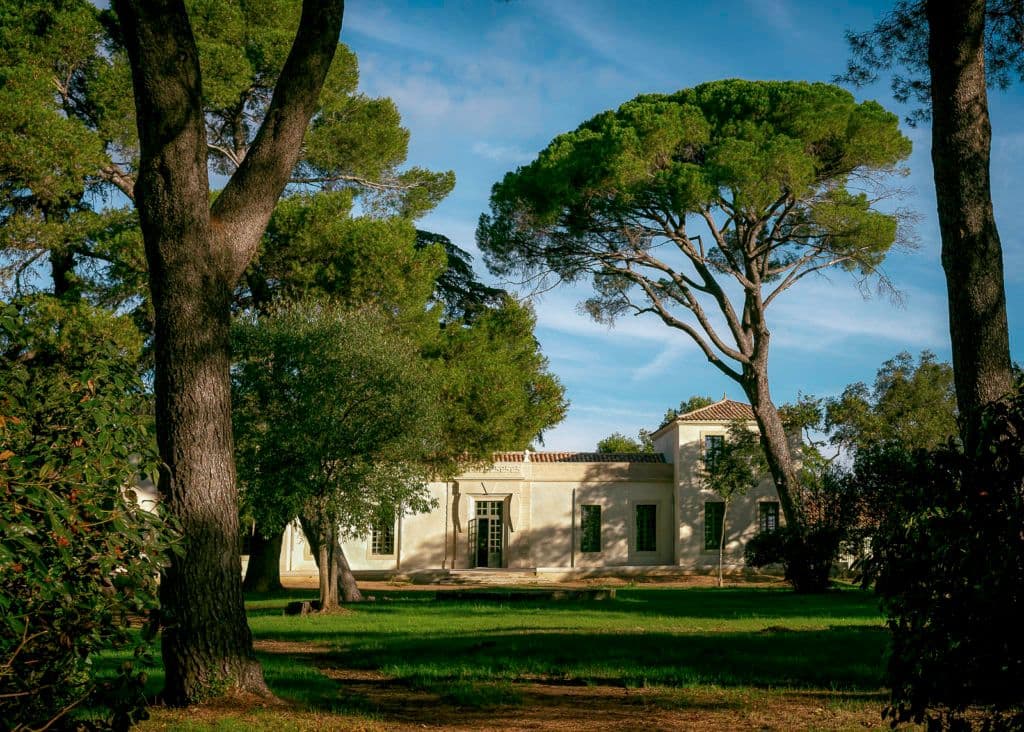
[473,500,504,568]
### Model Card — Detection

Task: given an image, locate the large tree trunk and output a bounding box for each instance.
[153,266,266,701]
[927,0,1014,455]
[242,524,284,594]
[114,0,344,705]
[741,365,802,530]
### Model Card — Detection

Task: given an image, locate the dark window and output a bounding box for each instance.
[704,434,725,470]
[371,520,395,555]
[704,502,724,550]
[759,502,780,533]
[580,505,601,553]
[635,504,657,552]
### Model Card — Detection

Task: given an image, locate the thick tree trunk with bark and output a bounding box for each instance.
[927,0,1014,454]
[741,365,802,530]
[114,0,344,705]
[242,525,284,593]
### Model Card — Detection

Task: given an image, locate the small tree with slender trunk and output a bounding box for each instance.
[231,301,441,611]
[702,421,767,587]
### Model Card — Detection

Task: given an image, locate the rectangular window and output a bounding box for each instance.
[371,520,395,556]
[580,504,601,553]
[635,504,657,552]
[704,434,725,470]
[704,502,724,550]
[759,502,780,533]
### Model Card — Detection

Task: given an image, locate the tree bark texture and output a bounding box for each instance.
[299,513,364,608]
[741,364,802,530]
[336,543,364,603]
[242,525,284,594]
[927,0,1014,454]
[114,0,343,704]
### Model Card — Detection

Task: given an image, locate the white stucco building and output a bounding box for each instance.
[275,399,783,579]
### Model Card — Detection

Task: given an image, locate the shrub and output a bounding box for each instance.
[859,383,1024,730]
[745,525,843,593]
[0,298,175,730]
[745,466,861,593]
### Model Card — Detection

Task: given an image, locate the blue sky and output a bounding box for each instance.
[341,0,1024,450]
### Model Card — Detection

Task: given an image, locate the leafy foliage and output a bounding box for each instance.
[595,432,653,453]
[1,0,452,306]
[659,395,715,428]
[838,0,1024,124]
[430,297,567,468]
[745,523,846,594]
[0,297,174,729]
[232,301,441,540]
[826,350,957,453]
[854,383,1024,729]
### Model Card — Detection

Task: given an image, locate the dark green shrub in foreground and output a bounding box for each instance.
[857,384,1024,731]
[0,298,175,730]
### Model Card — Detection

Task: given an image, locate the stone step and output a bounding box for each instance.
[446,569,551,585]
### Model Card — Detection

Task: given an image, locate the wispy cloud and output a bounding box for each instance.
[742,0,805,38]
[770,279,948,352]
[533,2,677,89]
[631,342,688,382]
[471,141,535,165]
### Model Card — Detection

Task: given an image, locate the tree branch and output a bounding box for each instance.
[763,255,855,307]
[211,0,345,282]
[98,165,136,201]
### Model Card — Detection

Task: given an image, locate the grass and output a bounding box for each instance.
[130,585,898,730]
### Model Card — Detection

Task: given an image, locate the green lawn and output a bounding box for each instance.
[136,585,897,731]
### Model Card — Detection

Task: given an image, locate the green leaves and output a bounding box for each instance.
[480,79,912,290]
[231,301,443,535]
[0,296,174,729]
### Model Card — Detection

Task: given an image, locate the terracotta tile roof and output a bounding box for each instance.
[492,451,666,464]
[677,398,755,422]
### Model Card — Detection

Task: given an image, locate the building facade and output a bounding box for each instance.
[276,399,784,579]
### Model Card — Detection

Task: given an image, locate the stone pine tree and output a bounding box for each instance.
[113,0,344,703]
[479,80,912,532]
[841,0,1021,454]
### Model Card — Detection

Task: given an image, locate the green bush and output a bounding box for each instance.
[858,384,1024,730]
[0,298,175,730]
[745,466,860,593]
[744,525,843,593]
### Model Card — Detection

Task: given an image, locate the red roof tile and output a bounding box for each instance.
[676,398,755,422]
[492,451,666,464]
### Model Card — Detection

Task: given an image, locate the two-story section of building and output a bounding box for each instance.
[274,398,783,580]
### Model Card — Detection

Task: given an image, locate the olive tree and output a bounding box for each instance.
[232,301,442,611]
[479,79,912,532]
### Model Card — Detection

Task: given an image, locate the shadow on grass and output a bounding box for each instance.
[208,588,889,718]
[255,625,886,697]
